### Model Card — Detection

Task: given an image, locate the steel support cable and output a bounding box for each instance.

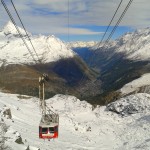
[1,0,65,108]
[65,0,79,95]
[1,0,38,63]
[1,4,44,90]
[66,0,69,95]
[66,0,83,96]
[66,0,78,95]
[67,0,70,44]
[66,0,88,96]
[1,0,50,105]
[10,0,41,63]
[104,0,133,45]
[78,0,133,88]
[1,0,71,98]
[11,0,67,95]
[78,0,124,88]
[96,0,123,48]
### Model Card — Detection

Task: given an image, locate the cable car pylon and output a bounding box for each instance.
[39,75,46,116]
[39,74,59,140]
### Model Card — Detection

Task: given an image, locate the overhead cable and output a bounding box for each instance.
[104,0,134,46]
[78,0,124,87]
[1,0,38,63]
[10,0,40,63]
[78,0,134,87]
[97,0,124,48]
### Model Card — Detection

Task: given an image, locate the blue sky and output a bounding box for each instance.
[0,0,150,42]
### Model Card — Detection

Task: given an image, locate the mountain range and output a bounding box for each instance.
[0,21,150,104]
[0,23,150,150]
[70,28,150,103]
[0,21,100,99]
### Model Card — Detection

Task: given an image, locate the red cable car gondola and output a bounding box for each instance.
[39,74,59,140]
[39,114,59,139]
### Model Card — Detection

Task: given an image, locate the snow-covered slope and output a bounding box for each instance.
[107,93,150,116]
[0,92,150,150]
[0,21,75,66]
[121,73,150,95]
[98,28,150,61]
[68,41,97,48]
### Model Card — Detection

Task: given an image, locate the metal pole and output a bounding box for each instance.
[39,77,42,112]
[43,82,46,116]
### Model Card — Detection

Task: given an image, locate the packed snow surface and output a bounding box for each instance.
[0,92,150,150]
[121,73,150,95]
[0,21,75,66]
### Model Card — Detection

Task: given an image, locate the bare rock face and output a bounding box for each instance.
[26,146,30,150]
[0,121,8,149]
[14,131,24,144]
[107,93,150,116]
[1,106,12,119]
[25,145,40,150]
[15,136,24,144]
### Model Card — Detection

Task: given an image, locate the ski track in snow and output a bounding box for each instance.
[0,92,150,150]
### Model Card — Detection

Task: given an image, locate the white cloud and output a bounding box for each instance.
[0,0,150,36]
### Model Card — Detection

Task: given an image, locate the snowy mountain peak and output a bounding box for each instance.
[3,21,27,36]
[68,41,97,48]
[96,27,150,61]
[136,27,150,34]
[118,27,150,43]
[0,21,76,66]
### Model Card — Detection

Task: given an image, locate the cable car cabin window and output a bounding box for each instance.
[55,126,58,132]
[42,128,48,134]
[49,127,55,133]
